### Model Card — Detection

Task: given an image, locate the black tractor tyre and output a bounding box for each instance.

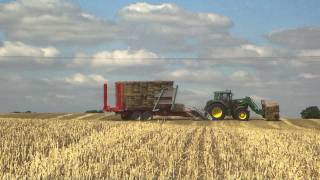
[140,111,153,120]
[235,109,250,121]
[130,111,141,120]
[208,103,226,120]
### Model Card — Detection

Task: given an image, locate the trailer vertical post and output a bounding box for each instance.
[103,83,110,112]
[115,82,124,111]
[171,85,178,111]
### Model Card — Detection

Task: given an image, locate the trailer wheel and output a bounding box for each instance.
[130,111,141,120]
[141,111,153,120]
[120,113,130,120]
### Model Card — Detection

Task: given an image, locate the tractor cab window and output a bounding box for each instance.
[214,92,232,101]
[222,93,230,101]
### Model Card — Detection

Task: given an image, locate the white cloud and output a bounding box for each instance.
[205,44,277,58]
[288,60,308,68]
[0,0,118,45]
[64,73,106,86]
[91,49,159,66]
[230,71,251,81]
[251,95,269,102]
[241,44,272,56]
[163,68,223,82]
[0,74,22,82]
[298,73,319,79]
[55,94,74,100]
[0,41,59,63]
[73,49,161,68]
[122,3,179,14]
[81,13,98,20]
[298,49,320,56]
[176,89,209,108]
[120,3,231,27]
[0,1,241,54]
[118,2,236,53]
[266,27,320,49]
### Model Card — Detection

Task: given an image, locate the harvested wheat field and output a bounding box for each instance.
[0,113,319,179]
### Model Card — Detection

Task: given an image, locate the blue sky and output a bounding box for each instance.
[0,0,319,116]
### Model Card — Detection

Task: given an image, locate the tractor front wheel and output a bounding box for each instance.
[208,104,226,120]
[236,109,250,121]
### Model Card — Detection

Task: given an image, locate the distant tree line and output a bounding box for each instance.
[12,111,32,113]
[11,110,105,114]
[301,106,320,119]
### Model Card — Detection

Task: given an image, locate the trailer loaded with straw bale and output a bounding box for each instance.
[103,81,187,120]
[103,80,280,121]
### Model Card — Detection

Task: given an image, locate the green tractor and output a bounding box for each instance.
[204,90,279,121]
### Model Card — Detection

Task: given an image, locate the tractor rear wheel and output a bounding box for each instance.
[236,109,250,121]
[208,103,226,120]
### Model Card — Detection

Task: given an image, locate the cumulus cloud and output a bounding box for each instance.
[118,2,240,53]
[64,73,106,86]
[251,95,270,102]
[119,3,231,27]
[73,49,160,67]
[55,94,75,100]
[298,49,320,56]
[230,70,257,81]
[0,1,244,54]
[204,44,282,58]
[162,68,223,82]
[0,74,22,82]
[176,89,209,107]
[298,73,319,79]
[0,41,59,63]
[0,0,118,45]
[266,27,320,49]
[156,61,265,88]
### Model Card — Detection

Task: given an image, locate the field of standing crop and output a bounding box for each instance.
[0,113,319,179]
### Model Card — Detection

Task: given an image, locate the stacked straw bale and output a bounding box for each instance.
[262,100,280,121]
[117,81,174,109]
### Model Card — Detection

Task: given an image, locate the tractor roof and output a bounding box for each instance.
[215,90,232,94]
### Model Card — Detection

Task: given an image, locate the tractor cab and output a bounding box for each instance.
[214,90,233,103]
